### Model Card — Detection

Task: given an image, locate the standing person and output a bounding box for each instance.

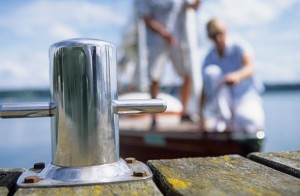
[138,0,201,127]
[200,18,264,133]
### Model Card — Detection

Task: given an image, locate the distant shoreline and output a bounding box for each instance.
[263,83,300,92]
[0,83,299,99]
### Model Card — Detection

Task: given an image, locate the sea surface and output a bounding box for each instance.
[0,90,299,168]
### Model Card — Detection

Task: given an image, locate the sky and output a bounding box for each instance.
[0,0,299,90]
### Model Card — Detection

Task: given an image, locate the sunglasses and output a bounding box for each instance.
[209,31,225,40]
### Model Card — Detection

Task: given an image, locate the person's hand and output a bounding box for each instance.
[163,34,177,46]
[224,72,241,85]
[193,0,201,9]
[187,0,201,10]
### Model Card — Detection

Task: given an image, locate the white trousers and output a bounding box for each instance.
[203,65,264,133]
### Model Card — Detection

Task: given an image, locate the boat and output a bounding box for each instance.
[118,92,264,162]
[117,3,264,162]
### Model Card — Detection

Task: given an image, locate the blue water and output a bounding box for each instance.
[262,91,300,152]
[0,91,299,168]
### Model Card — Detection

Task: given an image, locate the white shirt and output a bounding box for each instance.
[138,0,189,48]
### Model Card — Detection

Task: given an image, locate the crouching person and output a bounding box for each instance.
[199,18,264,133]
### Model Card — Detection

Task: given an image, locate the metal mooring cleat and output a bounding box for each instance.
[0,39,167,187]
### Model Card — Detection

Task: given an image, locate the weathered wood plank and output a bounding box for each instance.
[15,180,162,196]
[148,155,300,195]
[0,168,24,196]
[248,151,300,178]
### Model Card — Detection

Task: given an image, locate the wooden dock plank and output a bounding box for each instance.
[15,180,162,196]
[248,151,300,178]
[147,155,300,195]
[0,168,24,196]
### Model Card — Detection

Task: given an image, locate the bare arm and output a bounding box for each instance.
[143,15,177,46]
[186,0,201,10]
[224,55,255,85]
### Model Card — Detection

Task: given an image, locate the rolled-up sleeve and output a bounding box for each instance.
[137,0,152,17]
[238,40,254,58]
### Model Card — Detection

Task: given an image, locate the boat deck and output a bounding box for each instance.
[119,114,199,132]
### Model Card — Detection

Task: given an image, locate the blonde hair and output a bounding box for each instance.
[206,18,226,38]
